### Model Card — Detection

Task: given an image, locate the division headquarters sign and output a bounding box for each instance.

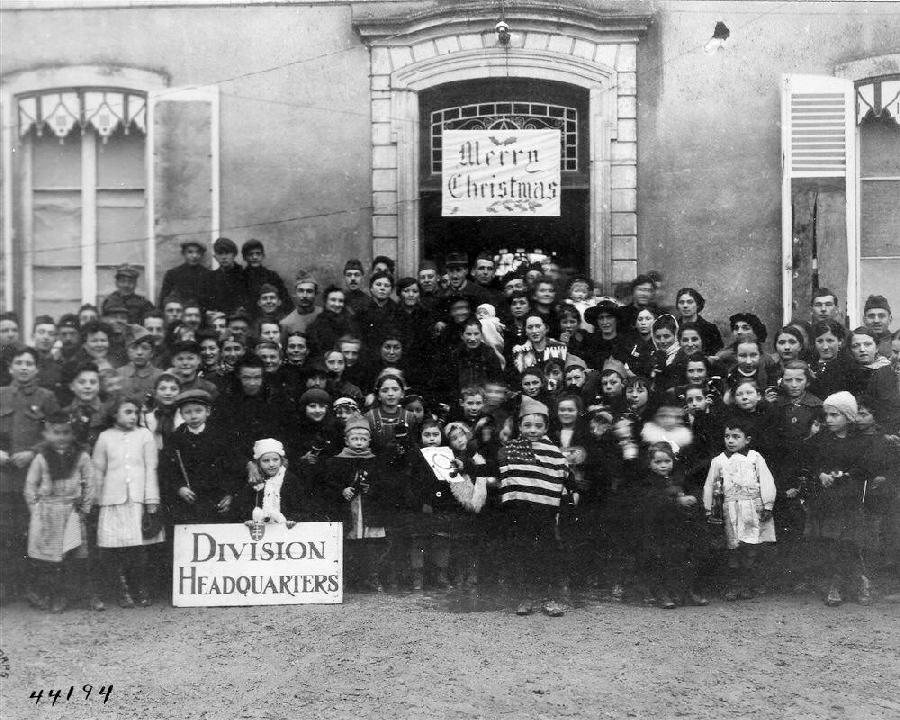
[172,522,343,606]
[442,129,561,217]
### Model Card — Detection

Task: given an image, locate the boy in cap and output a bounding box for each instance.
[119,328,163,400]
[323,413,394,591]
[201,237,250,314]
[160,389,240,523]
[242,239,291,313]
[498,396,572,617]
[342,259,369,314]
[101,264,155,325]
[169,340,219,399]
[158,240,211,309]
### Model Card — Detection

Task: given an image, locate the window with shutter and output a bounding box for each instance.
[781,74,856,324]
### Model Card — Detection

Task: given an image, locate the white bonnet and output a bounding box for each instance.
[253,438,285,460]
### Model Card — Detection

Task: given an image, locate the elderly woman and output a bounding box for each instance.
[674,287,723,355]
[509,314,567,377]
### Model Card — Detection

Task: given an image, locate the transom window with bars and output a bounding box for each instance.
[430,101,578,174]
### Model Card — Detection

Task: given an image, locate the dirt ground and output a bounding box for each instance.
[1,589,899,720]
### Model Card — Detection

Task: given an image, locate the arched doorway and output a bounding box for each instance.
[420,78,589,273]
[353,4,650,286]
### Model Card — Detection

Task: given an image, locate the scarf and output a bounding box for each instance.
[259,467,286,516]
[336,446,375,459]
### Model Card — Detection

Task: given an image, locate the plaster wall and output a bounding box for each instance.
[639,1,900,334]
[1,4,372,289]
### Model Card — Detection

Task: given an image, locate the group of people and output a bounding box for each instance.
[1,236,898,618]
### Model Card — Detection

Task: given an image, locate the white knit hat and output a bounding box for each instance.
[253,438,285,460]
[823,391,858,423]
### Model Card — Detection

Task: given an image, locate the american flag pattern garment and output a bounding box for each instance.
[499,437,569,508]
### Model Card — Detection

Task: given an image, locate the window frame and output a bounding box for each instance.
[1,65,167,332]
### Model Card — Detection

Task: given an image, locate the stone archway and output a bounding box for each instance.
[353,2,651,286]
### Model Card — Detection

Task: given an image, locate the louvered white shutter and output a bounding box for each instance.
[145,85,220,296]
[780,74,857,323]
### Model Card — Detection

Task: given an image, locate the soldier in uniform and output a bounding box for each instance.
[101,264,155,325]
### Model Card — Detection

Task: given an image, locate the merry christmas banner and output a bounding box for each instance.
[442,129,561,217]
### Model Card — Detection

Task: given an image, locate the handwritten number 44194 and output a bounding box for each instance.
[30,685,113,705]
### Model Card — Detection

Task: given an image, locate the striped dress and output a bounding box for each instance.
[499,437,569,509]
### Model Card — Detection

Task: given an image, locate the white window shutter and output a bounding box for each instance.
[145,85,220,297]
[780,74,857,324]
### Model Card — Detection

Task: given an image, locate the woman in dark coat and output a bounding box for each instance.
[674,287,723,355]
[838,328,900,433]
[306,286,358,358]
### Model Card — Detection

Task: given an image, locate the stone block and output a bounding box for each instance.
[547,34,573,54]
[611,212,637,236]
[617,119,637,142]
[617,96,637,119]
[372,169,397,192]
[372,214,398,238]
[595,44,617,68]
[523,32,550,50]
[611,165,637,189]
[370,74,390,92]
[458,33,483,50]
[572,39,596,60]
[371,122,392,146]
[373,236,398,259]
[612,259,638,284]
[390,46,413,69]
[412,41,437,62]
[611,188,637,212]
[372,145,397,170]
[371,98,393,123]
[371,47,392,75]
[611,141,637,163]
[611,235,637,260]
[616,43,637,72]
[435,36,460,55]
[618,72,636,95]
[372,191,397,215]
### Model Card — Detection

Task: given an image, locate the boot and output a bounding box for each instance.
[686,589,710,607]
[825,584,843,607]
[433,568,451,590]
[118,574,135,609]
[24,565,50,611]
[540,599,565,617]
[89,594,106,612]
[48,567,66,613]
[858,575,873,606]
[657,590,676,610]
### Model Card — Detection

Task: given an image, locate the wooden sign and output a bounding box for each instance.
[172,522,343,607]
[442,129,561,216]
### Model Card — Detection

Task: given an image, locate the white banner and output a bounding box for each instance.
[172,522,343,607]
[442,129,561,217]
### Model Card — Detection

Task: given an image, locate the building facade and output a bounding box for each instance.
[1,0,898,336]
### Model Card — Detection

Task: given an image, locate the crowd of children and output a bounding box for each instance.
[1,238,899,618]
